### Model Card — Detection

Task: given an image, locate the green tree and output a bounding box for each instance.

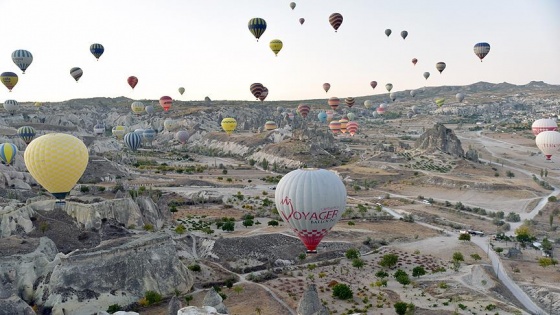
[515,225,534,243]
[379,253,399,269]
[458,233,471,241]
[542,238,553,253]
[538,257,558,267]
[396,274,411,287]
[184,295,193,306]
[452,252,464,271]
[412,266,426,278]
[394,301,408,315]
[470,253,482,261]
[352,258,365,269]
[332,283,353,300]
[242,219,254,228]
[222,221,235,232]
[232,286,244,295]
[345,248,360,259]
[375,270,389,279]
[506,170,515,178]
[267,220,279,227]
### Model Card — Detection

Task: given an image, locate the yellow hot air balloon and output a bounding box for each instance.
[24,133,89,202]
[221,118,237,135]
[34,102,42,107]
[435,98,445,107]
[269,39,283,56]
[130,101,145,115]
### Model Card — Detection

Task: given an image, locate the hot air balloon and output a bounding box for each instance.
[131,101,145,115]
[317,112,327,123]
[264,121,278,131]
[11,50,33,74]
[532,118,558,136]
[93,124,105,136]
[436,62,446,74]
[34,102,42,107]
[221,118,237,135]
[17,126,36,145]
[329,121,341,134]
[323,83,331,93]
[1,72,18,91]
[290,2,296,10]
[285,112,295,121]
[127,76,138,89]
[143,129,156,143]
[344,97,355,108]
[134,129,145,138]
[328,97,340,110]
[112,126,126,139]
[385,29,392,37]
[178,87,185,95]
[536,131,560,160]
[248,18,267,41]
[376,106,386,115]
[164,119,177,132]
[410,90,417,97]
[389,92,397,102]
[70,67,83,82]
[145,105,155,115]
[270,39,283,56]
[24,133,89,202]
[346,112,356,121]
[346,121,359,136]
[401,30,408,40]
[473,42,491,62]
[124,132,142,151]
[258,87,269,101]
[364,100,373,109]
[0,143,17,165]
[90,43,104,60]
[274,168,346,253]
[385,83,393,92]
[412,58,418,66]
[159,96,172,112]
[339,117,348,134]
[175,130,190,144]
[299,18,305,25]
[435,98,445,107]
[423,72,430,80]
[3,99,18,115]
[456,93,465,103]
[326,110,334,122]
[277,106,283,114]
[250,83,264,99]
[297,104,311,118]
[370,81,377,90]
[329,13,343,32]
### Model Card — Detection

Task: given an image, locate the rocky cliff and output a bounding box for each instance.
[415,123,464,157]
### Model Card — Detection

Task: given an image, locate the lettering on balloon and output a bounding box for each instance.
[279,196,340,225]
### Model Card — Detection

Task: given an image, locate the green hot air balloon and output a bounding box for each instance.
[248,18,267,41]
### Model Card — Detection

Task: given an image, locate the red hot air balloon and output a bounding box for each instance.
[323,83,331,93]
[345,97,355,108]
[328,97,340,110]
[250,83,264,99]
[258,87,268,101]
[159,96,172,112]
[297,104,310,118]
[370,81,377,90]
[329,13,343,32]
[329,121,341,134]
[346,121,358,136]
[412,58,418,66]
[127,76,138,89]
[532,118,558,136]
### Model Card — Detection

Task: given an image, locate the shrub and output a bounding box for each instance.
[80,185,89,193]
[188,264,201,272]
[107,304,121,313]
[144,291,162,305]
[332,283,353,300]
[345,248,360,259]
[143,224,154,231]
[175,224,186,234]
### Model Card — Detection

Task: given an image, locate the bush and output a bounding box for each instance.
[175,224,186,234]
[332,283,353,300]
[267,220,279,226]
[80,185,89,193]
[107,304,121,313]
[345,248,360,259]
[548,196,557,202]
[188,264,201,272]
[144,291,162,305]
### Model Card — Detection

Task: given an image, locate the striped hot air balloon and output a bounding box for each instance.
[248,18,267,41]
[124,132,142,151]
[329,13,343,32]
[258,87,268,101]
[436,62,446,74]
[11,50,33,74]
[131,101,145,114]
[70,67,83,82]
[339,117,349,134]
[17,126,36,145]
[346,121,359,136]
[473,42,491,62]
[0,143,18,165]
[269,39,283,56]
[345,97,355,108]
[328,97,340,110]
[264,121,278,131]
[329,121,341,134]
[90,43,104,60]
[297,104,310,118]
[250,83,264,99]
[3,99,18,115]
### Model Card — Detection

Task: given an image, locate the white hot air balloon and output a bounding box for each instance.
[456,93,465,103]
[274,168,346,253]
[535,131,560,160]
[532,118,558,136]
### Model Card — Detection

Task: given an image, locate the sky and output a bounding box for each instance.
[0,0,559,103]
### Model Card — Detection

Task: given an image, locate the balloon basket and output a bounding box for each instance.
[306,250,318,254]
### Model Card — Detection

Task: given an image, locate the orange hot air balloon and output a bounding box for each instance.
[329,121,341,134]
[328,97,340,110]
[346,121,358,136]
[339,117,348,134]
[159,96,172,112]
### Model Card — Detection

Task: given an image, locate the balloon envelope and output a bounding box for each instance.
[270,39,283,56]
[370,81,377,90]
[250,83,264,99]
[328,97,340,110]
[385,83,393,92]
[124,132,142,151]
[159,96,172,111]
[532,118,558,136]
[436,62,446,73]
[0,143,17,165]
[274,168,346,253]
[1,72,18,91]
[412,58,418,66]
[536,131,560,160]
[221,118,237,135]
[385,29,392,37]
[90,43,104,60]
[290,2,296,10]
[329,13,343,32]
[248,18,267,41]
[299,18,305,25]
[456,93,465,103]
[323,83,331,93]
[345,97,355,108]
[70,67,83,82]
[474,42,491,61]
[317,112,327,123]
[12,50,33,74]
[264,121,278,131]
[127,76,138,89]
[3,99,18,114]
[24,133,89,201]
[18,126,36,144]
[297,104,311,118]
[178,87,185,95]
[401,30,408,39]
[423,72,430,80]
[131,101,145,114]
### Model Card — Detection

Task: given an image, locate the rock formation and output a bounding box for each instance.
[202,287,228,314]
[167,295,182,315]
[297,284,329,315]
[415,123,464,157]
[178,306,227,315]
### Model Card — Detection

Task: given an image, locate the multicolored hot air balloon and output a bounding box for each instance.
[317,111,327,123]
[385,83,393,92]
[346,121,359,136]
[250,83,264,99]
[270,39,283,56]
[112,126,126,139]
[435,98,445,107]
[70,67,83,82]
[328,97,340,110]
[339,117,348,134]
[130,101,144,115]
[0,143,17,165]
[329,120,341,134]
[274,168,346,253]
[401,30,408,40]
[473,42,491,62]
[3,99,18,115]
[178,87,185,95]
[345,97,355,108]
[376,105,386,115]
[17,126,36,145]
[264,121,278,131]
[12,50,33,74]
[532,118,558,136]
[423,72,430,80]
[90,43,104,60]
[323,83,331,93]
[258,87,269,101]
[536,131,560,160]
[127,76,138,89]
[299,18,305,25]
[385,29,392,37]
[248,18,267,41]
[436,62,446,74]
[297,104,311,118]
[370,81,377,90]
[456,93,465,103]
[124,132,142,151]
[159,96,172,112]
[24,133,89,202]
[412,58,418,66]
[290,2,296,10]
[1,72,18,91]
[329,13,343,32]
[221,118,237,135]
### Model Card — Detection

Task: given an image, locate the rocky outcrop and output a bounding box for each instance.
[415,123,464,157]
[167,295,182,315]
[37,233,193,315]
[178,306,227,315]
[202,287,228,314]
[297,284,329,315]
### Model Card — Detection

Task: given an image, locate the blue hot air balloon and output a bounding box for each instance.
[317,111,327,123]
[248,18,267,41]
[11,50,33,74]
[0,143,18,165]
[124,132,142,151]
[90,43,104,60]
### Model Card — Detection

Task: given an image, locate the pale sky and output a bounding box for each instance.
[1,0,559,103]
